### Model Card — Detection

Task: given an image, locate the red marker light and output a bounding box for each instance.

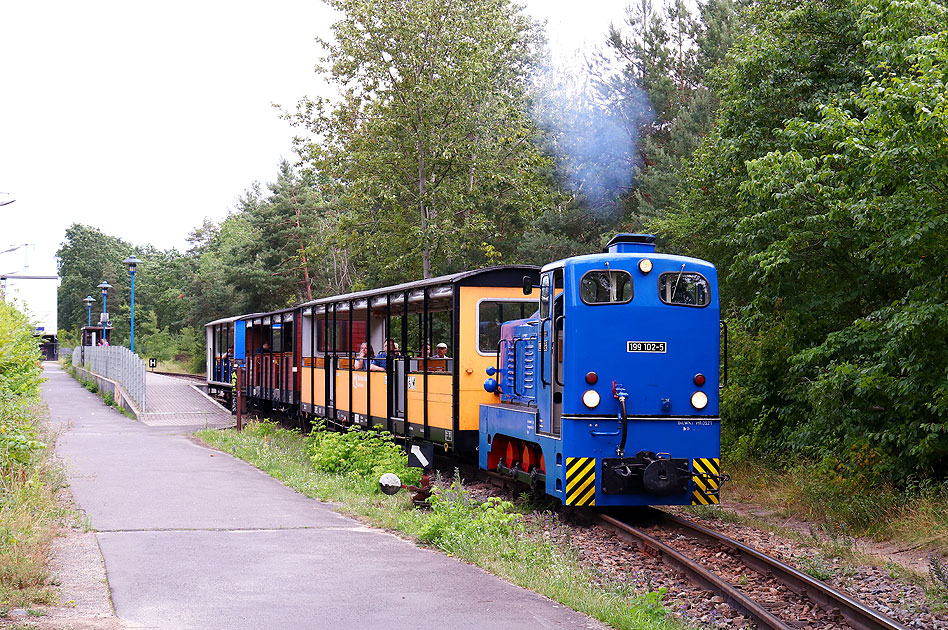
[585,372,598,385]
[693,373,706,387]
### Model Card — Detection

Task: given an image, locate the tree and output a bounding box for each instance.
[57,224,132,334]
[587,0,738,227]
[57,224,189,349]
[660,0,948,482]
[289,0,557,283]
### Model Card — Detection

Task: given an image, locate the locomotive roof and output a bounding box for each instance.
[299,265,539,308]
[542,251,716,273]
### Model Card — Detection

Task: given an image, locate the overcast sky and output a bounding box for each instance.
[0,1,634,277]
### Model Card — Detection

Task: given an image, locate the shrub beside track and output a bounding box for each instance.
[0,302,68,608]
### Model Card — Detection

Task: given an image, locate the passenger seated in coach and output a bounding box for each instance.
[353,342,374,370]
[370,339,399,371]
[434,342,449,359]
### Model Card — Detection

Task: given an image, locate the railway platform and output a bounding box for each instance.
[138,371,234,428]
[41,364,606,630]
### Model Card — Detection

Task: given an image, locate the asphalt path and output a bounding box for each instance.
[44,364,605,630]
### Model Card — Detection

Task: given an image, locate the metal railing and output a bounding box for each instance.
[73,346,147,410]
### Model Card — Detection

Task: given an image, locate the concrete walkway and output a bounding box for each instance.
[44,364,605,630]
[138,372,234,428]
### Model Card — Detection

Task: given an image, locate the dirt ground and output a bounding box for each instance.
[718,501,937,575]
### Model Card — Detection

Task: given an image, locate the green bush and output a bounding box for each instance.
[309,424,420,488]
[0,303,45,472]
[419,474,518,551]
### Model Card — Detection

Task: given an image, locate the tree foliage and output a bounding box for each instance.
[289,0,557,282]
[660,0,948,483]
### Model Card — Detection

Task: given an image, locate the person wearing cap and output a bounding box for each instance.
[435,342,449,359]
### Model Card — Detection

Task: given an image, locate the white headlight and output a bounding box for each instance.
[691,391,708,410]
[582,389,601,408]
[638,258,653,274]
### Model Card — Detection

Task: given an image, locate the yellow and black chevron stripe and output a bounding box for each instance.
[565,457,596,506]
[692,457,721,505]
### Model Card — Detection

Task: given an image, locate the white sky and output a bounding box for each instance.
[0,1,633,277]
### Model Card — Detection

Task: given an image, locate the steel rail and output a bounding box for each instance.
[153,371,206,382]
[598,513,793,630]
[654,511,911,630]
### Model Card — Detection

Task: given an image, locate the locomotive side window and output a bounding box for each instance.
[580,270,633,305]
[658,271,711,307]
[478,299,538,354]
[539,273,551,319]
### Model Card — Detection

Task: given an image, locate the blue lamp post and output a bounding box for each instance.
[122,255,143,353]
[97,281,112,344]
[83,295,95,327]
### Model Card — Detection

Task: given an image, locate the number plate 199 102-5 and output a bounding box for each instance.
[627,341,667,353]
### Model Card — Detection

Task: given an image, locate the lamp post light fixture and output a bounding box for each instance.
[97,281,112,344]
[122,255,143,353]
[83,295,95,327]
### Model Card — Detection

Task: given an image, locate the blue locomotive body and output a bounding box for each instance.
[478,234,724,507]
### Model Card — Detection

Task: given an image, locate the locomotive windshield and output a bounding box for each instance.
[580,270,633,305]
[658,271,711,306]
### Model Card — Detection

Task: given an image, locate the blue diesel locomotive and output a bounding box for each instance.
[479,234,725,507]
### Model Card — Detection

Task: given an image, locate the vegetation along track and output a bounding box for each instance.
[596,508,911,630]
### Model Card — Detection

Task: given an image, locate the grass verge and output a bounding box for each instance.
[196,420,683,630]
[0,406,73,609]
[722,460,948,552]
[2,302,73,609]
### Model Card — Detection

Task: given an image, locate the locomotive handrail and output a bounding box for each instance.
[495,338,504,391]
[553,315,565,387]
[538,318,549,386]
[511,338,522,397]
[720,320,728,389]
[590,423,622,436]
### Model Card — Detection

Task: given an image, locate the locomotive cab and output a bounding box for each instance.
[479,234,725,507]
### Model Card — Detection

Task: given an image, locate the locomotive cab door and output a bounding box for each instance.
[537,269,563,438]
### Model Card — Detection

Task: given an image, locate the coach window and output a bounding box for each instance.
[271,322,284,352]
[580,270,633,305]
[477,299,538,354]
[658,271,711,307]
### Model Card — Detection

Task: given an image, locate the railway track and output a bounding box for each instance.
[597,508,911,630]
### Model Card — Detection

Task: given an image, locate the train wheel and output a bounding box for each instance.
[521,443,538,472]
[505,440,520,470]
[487,436,507,470]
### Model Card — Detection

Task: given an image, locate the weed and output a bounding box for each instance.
[309,424,421,488]
[929,556,948,606]
[81,380,98,394]
[798,554,835,581]
[102,391,115,407]
[419,473,518,550]
[25,609,44,617]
